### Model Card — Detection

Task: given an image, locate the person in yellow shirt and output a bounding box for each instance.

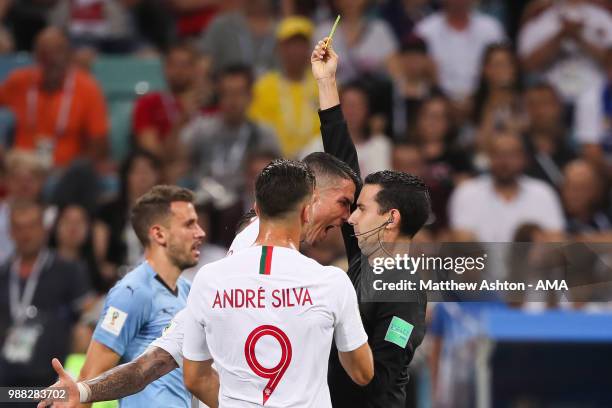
[249,16,320,158]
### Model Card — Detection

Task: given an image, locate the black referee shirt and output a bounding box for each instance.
[320,105,427,408]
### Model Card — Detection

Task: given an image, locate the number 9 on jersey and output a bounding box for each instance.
[244,325,293,405]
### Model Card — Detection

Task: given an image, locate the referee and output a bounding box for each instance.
[312,39,428,407]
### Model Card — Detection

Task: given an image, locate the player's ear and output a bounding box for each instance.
[301,202,310,225]
[150,224,167,246]
[253,202,261,218]
[302,193,316,224]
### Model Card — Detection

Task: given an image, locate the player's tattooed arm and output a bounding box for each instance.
[37,347,178,408]
[84,347,178,402]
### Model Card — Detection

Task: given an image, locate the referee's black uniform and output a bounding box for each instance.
[319,105,427,408]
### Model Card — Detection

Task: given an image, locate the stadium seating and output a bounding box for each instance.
[92,56,166,161]
[0,53,32,82]
[92,56,166,100]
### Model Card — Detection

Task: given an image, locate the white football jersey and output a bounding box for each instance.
[227,217,259,255]
[182,245,367,408]
[151,218,260,365]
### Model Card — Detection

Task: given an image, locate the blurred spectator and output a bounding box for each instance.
[314,0,398,84]
[392,142,426,177]
[523,82,576,188]
[249,16,319,157]
[562,159,611,234]
[132,42,201,159]
[393,141,451,234]
[415,0,505,101]
[0,200,91,388]
[95,149,161,277]
[3,0,56,51]
[518,0,612,104]
[379,0,431,43]
[204,149,279,247]
[0,150,47,265]
[48,204,108,293]
[182,64,280,195]
[49,0,143,54]
[411,95,473,230]
[472,43,524,154]
[393,36,440,140]
[130,0,175,52]
[392,35,439,139]
[341,82,391,176]
[279,0,318,17]
[412,95,473,180]
[449,132,565,241]
[0,25,13,54]
[241,149,279,213]
[199,0,277,77]
[574,46,612,170]
[0,27,109,168]
[170,0,221,39]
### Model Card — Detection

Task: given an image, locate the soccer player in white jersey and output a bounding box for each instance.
[37,153,361,408]
[182,159,373,407]
[37,46,362,408]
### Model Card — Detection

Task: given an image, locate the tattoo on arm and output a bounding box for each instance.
[84,347,178,402]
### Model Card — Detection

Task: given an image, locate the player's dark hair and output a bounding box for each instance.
[302,152,362,191]
[364,170,430,238]
[255,159,315,218]
[236,208,257,233]
[131,185,195,247]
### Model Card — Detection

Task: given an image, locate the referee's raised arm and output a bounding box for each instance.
[312,38,428,408]
[312,38,360,182]
[312,38,362,269]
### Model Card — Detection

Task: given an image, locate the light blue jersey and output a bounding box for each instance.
[93,262,191,408]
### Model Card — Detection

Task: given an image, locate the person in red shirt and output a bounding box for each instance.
[0,27,109,168]
[132,43,203,159]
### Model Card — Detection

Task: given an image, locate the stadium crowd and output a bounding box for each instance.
[0,0,611,407]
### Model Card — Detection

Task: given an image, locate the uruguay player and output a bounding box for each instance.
[78,185,205,407]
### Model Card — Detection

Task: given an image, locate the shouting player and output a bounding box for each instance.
[182,159,373,407]
[38,164,360,408]
[38,44,363,407]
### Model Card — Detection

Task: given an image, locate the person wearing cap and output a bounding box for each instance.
[249,16,320,158]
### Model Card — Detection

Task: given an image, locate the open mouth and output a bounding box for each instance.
[191,244,201,257]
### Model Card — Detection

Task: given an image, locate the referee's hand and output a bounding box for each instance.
[311,37,338,82]
[37,359,80,408]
